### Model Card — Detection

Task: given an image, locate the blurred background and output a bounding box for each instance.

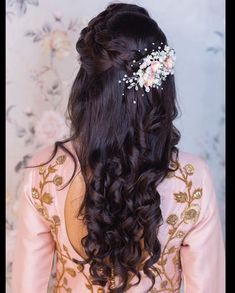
[6,0,225,292]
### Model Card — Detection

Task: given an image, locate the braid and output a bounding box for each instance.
[76,4,150,75]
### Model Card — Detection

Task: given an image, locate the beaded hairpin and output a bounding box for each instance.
[118,42,176,103]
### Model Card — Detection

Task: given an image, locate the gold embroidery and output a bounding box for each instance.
[174,192,187,203]
[181,204,200,224]
[149,162,202,293]
[175,230,185,239]
[183,164,194,175]
[32,187,39,199]
[166,214,178,225]
[41,192,53,204]
[31,156,95,293]
[192,188,202,199]
[39,165,46,174]
[53,175,63,186]
[31,157,202,293]
[56,155,67,165]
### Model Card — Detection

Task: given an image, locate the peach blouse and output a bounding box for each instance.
[12,142,225,293]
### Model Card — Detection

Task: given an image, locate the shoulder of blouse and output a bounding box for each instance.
[167,149,218,228]
[27,140,74,166]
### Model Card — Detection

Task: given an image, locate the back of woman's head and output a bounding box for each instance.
[55,2,180,292]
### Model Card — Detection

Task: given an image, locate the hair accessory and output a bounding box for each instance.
[119,44,176,93]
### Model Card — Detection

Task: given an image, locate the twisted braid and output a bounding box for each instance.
[76,3,153,76]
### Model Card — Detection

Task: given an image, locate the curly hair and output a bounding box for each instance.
[35,3,180,292]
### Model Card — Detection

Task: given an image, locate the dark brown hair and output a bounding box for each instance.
[35,3,180,292]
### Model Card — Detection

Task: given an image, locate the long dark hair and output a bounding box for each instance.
[35,3,180,292]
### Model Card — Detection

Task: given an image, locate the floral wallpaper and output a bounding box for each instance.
[6,0,225,292]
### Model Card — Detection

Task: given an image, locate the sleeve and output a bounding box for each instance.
[11,167,55,293]
[180,163,225,293]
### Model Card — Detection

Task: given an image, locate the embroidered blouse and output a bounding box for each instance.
[11,142,225,293]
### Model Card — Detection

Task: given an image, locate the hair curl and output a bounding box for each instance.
[34,3,181,292]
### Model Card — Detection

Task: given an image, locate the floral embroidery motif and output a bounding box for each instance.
[166,214,178,226]
[181,204,200,224]
[149,162,202,293]
[183,164,194,175]
[31,157,202,293]
[30,155,95,293]
[56,155,67,165]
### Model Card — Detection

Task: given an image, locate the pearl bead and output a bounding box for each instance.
[144,48,147,51]
[133,100,137,104]
[145,87,150,92]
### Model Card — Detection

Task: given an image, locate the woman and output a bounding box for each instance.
[12,3,225,293]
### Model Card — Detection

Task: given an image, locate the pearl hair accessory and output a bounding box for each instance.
[118,43,176,96]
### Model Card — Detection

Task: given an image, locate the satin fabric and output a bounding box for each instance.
[11,142,225,293]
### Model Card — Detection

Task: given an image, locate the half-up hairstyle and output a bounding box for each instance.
[35,3,181,292]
